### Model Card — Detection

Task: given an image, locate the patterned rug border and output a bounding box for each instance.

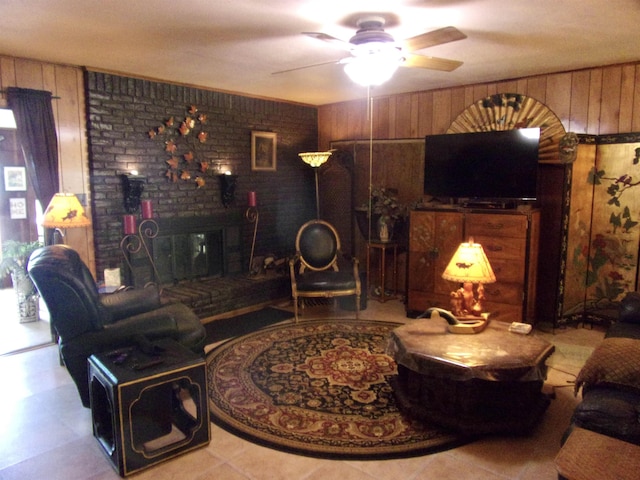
[206,319,472,460]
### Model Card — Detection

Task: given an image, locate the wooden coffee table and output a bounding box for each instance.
[387,319,554,435]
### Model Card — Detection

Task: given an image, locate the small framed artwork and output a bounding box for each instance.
[9,197,27,219]
[251,131,277,171]
[4,166,27,191]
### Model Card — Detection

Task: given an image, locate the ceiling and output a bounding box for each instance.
[2,0,640,106]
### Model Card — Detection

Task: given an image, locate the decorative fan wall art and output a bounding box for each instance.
[447,93,566,163]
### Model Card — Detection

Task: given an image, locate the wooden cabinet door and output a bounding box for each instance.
[407,210,462,313]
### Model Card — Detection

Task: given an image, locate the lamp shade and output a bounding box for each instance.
[442,239,496,284]
[42,193,91,229]
[343,44,402,86]
[298,151,332,168]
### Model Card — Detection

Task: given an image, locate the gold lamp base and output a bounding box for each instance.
[427,309,490,334]
[447,314,490,334]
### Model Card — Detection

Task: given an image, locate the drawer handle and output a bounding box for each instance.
[486,245,503,252]
[483,222,504,230]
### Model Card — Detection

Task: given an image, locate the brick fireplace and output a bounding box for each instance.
[85,70,318,290]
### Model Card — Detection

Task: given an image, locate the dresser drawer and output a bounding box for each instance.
[483,301,523,323]
[471,235,526,263]
[482,281,523,305]
[484,256,525,283]
[466,213,528,238]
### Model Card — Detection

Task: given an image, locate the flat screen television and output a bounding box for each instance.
[423,128,540,204]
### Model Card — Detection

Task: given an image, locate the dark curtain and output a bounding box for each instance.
[7,87,59,208]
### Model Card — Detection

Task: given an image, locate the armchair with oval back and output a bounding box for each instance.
[289,220,361,322]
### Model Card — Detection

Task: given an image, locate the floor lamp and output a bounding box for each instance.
[298,151,332,219]
[42,193,92,244]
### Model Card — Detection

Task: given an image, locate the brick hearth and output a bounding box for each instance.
[160,272,291,319]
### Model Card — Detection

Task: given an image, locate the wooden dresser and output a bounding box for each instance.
[406,207,540,323]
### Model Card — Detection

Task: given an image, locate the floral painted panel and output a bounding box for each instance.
[585,140,640,303]
[561,142,596,318]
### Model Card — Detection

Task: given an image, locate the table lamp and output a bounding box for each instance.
[441,237,496,332]
[42,192,92,244]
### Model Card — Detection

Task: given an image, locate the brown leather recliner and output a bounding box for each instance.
[27,245,206,407]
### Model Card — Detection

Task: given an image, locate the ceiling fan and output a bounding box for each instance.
[274,15,466,85]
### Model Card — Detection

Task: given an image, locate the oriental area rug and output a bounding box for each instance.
[206,319,470,459]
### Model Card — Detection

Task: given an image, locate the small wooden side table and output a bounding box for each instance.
[366,241,397,303]
[88,339,210,476]
[555,427,640,480]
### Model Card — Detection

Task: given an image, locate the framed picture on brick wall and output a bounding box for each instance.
[251,131,277,171]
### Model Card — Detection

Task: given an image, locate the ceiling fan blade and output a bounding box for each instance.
[402,53,463,72]
[303,32,351,50]
[403,26,467,52]
[272,59,340,75]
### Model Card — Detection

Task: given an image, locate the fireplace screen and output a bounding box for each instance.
[127,231,224,286]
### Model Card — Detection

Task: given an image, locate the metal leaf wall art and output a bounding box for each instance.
[149,105,211,187]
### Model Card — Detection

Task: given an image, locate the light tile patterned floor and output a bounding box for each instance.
[0,288,53,356]
[0,298,604,480]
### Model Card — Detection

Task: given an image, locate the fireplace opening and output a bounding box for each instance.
[124,215,243,287]
[153,231,223,284]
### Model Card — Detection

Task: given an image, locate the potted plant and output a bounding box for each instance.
[355,187,409,244]
[1,240,42,323]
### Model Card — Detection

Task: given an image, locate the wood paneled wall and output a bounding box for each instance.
[0,56,94,274]
[318,62,640,147]
[318,62,640,323]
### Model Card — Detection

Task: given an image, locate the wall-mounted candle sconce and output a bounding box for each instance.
[209,161,238,208]
[121,172,146,213]
[218,173,238,208]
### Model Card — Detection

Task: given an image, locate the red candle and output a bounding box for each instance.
[123,215,137,235]
[247,191,257,207]
[141,200,153,219]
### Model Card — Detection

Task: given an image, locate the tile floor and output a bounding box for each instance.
[0,297,604,480]
[0,288,53,356]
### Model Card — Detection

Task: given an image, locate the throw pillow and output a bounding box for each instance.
[575,337,640,395]
[620,292,640,324]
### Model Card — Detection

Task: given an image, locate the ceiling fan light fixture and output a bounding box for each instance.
[344,44,402,86]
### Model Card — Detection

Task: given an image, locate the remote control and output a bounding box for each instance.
[509,322,532,334]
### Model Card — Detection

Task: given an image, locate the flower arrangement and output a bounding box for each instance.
[355,187,410,244]
[365,187,408,220]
